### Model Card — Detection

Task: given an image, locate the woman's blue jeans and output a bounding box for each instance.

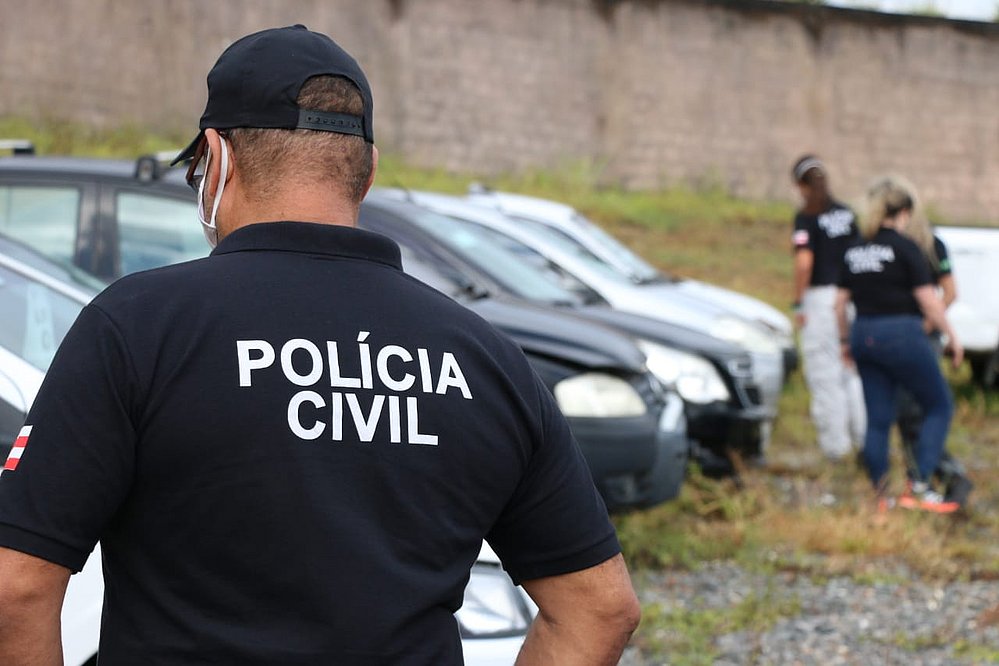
[850,315,953,488]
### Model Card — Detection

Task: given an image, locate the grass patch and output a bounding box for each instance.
[634,587,802,664]
[953,640,999,663]
[0,117,184,158]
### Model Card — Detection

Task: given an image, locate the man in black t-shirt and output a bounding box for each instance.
[0,26,639,665]
[791,156,866,460]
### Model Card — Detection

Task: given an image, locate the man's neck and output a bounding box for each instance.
[221,192,360,237]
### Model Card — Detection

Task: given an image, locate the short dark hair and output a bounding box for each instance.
[227,75,374,203]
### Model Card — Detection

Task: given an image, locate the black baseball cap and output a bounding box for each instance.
[172,24,373,166]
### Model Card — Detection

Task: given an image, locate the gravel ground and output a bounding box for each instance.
[623,561,999,665]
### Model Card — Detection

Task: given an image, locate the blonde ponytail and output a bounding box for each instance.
[860,175,917,241]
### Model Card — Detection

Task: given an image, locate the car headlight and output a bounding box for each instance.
[637,340,730,404]
[553,373,648,417]
[456,565,533,638]
[710,317,781,355]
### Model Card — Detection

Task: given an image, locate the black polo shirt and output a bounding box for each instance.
[0,221,619,665]
[793,201,859,286]
[838,227,933,317]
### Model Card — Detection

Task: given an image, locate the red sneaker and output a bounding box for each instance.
[898,482,960,514]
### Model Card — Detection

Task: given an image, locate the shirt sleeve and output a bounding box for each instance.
[933,236,952,278]
[0,304,138,572]
[486,372,620,585]
[792,213,813,252]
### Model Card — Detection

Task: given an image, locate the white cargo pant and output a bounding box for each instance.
[800,286,866,459]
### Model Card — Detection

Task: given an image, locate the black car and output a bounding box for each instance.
[0,147,202,281]
[360,193,772,469]
[399,242,689,508]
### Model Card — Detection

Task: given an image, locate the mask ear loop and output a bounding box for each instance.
[208,138,230,230]
[197,145,212,222]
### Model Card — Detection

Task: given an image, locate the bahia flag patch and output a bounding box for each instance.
[1,426,32,477]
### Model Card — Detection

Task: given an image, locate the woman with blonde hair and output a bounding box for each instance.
[835,176,963,512]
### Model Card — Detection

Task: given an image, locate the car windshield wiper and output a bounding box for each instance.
[460,282,491,301]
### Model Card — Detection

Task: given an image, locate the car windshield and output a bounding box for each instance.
[397,245,464,298]
[505,215,635,284]
[404,209,579,304]
[565,213,663,283]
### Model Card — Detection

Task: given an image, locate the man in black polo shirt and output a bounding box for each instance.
[0,26,638,665]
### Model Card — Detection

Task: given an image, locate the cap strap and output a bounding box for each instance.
[297,109,366,138]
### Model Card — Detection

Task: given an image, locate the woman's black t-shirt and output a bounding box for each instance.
[838,227,933,316]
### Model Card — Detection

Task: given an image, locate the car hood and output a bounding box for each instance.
[575,305,747,361]
[600,279,733,330]
[672,279,792,338]
[464,298,646,373]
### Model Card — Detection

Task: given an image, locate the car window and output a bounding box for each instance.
[0,185,80,266]
[116,192,205,275]
[0,264,85,371]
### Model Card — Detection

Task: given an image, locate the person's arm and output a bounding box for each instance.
[0,547,70,666]
[938,274,957,309]
[516,554,640,666]
[793,249,814,328]
[915,285,963,368]
[834,287,852,365]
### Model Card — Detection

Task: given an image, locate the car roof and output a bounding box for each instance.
[0,155,190,190]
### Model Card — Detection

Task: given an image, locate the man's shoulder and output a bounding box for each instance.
[91,257,215,313]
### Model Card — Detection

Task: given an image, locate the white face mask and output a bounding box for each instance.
[197,138,229,248]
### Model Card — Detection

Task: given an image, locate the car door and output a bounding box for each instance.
[0,177,102,278]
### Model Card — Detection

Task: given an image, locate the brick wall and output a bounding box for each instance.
[1,0,997,221]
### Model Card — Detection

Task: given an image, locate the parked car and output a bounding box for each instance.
[0,235,536,665]
[464,186,798,376]
[0,144,203,281]
[371,189,783,447]
[361,194,770,468]
[934,225,999,387]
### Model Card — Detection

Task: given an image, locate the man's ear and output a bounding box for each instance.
[203,129,233,198]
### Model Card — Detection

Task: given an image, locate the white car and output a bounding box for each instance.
[375,189,786,415]
[464,187,797,376]
[0,237,533,665]
[934,225,999,387]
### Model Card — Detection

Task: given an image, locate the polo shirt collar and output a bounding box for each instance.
[211,221,402,269]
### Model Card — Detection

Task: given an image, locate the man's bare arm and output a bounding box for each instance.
[793,249,814,328]
[0,546,70,666]
[515,554,640,666]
